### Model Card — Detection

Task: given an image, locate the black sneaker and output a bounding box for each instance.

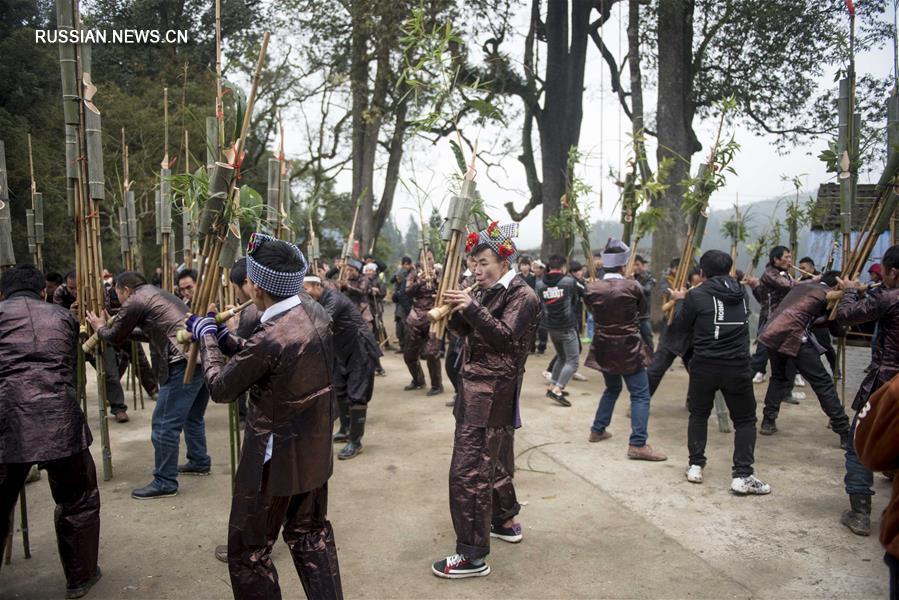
[431,554,490,579]
[375,368,386,377]
[759,419,777,435]
[490,522,523,543]
[547,389,571,407]
[426,385,444,396]
[404,381,424,391]
[132,483,178,500]
[840,431,850,450]
[178,463,211,476]
[66,566,102,599]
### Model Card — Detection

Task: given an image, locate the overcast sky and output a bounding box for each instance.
[279,4,896,249]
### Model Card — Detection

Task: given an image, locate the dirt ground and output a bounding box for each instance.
[1,315,891,599]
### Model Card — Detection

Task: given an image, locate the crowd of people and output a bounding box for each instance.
[1,226,897,598]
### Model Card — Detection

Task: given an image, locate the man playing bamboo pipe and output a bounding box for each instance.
[668,250,771,494]
[431,222,540,579]
[86,271,211,498]
[755,271,850,446]
[0,265,102,600]
[833,245,899,537]
[303,273,381,460]
[340,258,374,323]
[585,239,667,461]
[187,234,343,599]
[404,249,443,395]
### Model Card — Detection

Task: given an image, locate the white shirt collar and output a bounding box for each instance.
[603,272,624,280]
[496,268,517,289]
[260,294,301,323]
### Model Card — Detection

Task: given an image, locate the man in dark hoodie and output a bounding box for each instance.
[669,250,770,494]
[535,255,583,406]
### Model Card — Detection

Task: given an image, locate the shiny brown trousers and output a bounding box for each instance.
[0,449,101,587]
[227,480,342,600]
[449,424,520,559]
[403,319,442,388]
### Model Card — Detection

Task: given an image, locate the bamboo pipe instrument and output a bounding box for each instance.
[789,264,816,278]
[427,283,478,323]
[81,313,119,354]
[175,299,255,343]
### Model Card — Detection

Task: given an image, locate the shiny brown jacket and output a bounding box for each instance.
[837,286,899,409]
[755,264,796,323]
[757,281,838,357]
[405,270,439,328]
[200,298,336,497]
[584,277,652,375]
[448,275,540,428]
[0,292,91,463]
[98,284,189,383]
[854,373,899,559]
[342,275,373,323]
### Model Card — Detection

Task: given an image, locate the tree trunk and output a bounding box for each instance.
[538,0,593,259]
[652,0,699,322]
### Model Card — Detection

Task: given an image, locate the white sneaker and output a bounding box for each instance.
[541,371,552,382]
[791,390,806,402]
[572,372,588,382]
[752,372,766,384]
[794,374,806,387]
[686,465,703,484]
[731,475,771,495]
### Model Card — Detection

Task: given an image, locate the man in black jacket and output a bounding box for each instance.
[535,255,583,405]
[670,251,770,495]
[391,257,413,353]
[304,275,381,460]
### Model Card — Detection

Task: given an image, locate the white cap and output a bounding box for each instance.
[304,276,322,284]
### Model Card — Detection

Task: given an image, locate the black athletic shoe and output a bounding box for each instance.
[431,554,490,579]
[66,566,102,599]
[132,483,178,500]
[490,522,523,543]
[426,385,444,396]
[177,463,211,476]
[840,431,850,450]
[760,419,777,435]
[375,368,386,377]
[547,389,571,407]
[404,381,425,391]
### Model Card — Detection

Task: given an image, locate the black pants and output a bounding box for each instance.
[763,343,849,434]
[535,324,547,353]
[887,552,898,600]
[686,359,757,477]
[811,326,837,373]
[445,335,463,393]
[647,345,691,397]
[87,345,127,414]
[0,449,101,587]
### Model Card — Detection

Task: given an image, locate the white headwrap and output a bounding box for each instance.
[602,238,630,268]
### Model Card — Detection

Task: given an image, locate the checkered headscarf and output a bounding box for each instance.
[465,221,520,265]
[246,232,307,297]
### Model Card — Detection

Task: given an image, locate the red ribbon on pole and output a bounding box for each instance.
[845,0,855,16]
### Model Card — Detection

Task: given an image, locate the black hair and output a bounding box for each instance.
[821,270,841,288]
[799,256,815,266]
[115,271,148,290]
[176,268,198,284]
[518,256,532,266]
[735,269,745,281]
[569,260,584,272]
[251,241,306,301]
[883,245,899,272]
[592,249,604,258]
[635,255,647,264]
[1,265,46,297]
[64,270,76,283]
[669,257,680,269]
[699,250,733,278]
[547,254,566,270]
[45,271,64,285]
[769,245,790,264]
[229,258,248,287]
[401,256,413,265]
[688,266,702,281]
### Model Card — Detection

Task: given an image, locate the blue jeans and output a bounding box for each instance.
[151,361,210,490]
[585,312,595,341]
[844,412,874,496]
[548,327,580,388]
[591,369,651,447]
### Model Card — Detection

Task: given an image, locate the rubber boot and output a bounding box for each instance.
[426,356,444,396]
[338,406,366,460]
[840,494,872,536]
[333,396,350,443]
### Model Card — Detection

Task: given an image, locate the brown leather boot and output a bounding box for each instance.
[627,444,667,461]
[589,430,612,443]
